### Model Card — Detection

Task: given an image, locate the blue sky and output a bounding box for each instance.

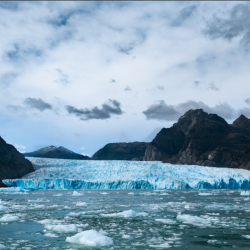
[1,1,250,156]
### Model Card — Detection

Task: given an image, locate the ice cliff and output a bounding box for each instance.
[3,157,250,190]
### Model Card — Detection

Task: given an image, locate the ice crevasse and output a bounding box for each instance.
[3,157,250,190]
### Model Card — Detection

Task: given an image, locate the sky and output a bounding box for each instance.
[1,1,250,156]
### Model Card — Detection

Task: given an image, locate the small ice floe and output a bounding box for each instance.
[45,224,78,233]
[67,212,86,217]
[66,229,113,247]
[122,235,131,239]
[176,214,211,227]
[72,191,82,196]
[198,193,212,196]
[76,202,87,207]
[37,219,53,225]
[0,205,8,211]
[101,192,108,195]
[207,239,222,245]
[0,214,20,223]
[44,232,58,238]
[53,193,62,196]
[242,235,250,239]
[240,191,250,196]
[100,210,147,218]
[155,219,176,225]
[0,187,28,193]
[0,244,5,249]
[149,242,171,248]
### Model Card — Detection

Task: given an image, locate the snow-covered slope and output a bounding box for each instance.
[3,157,250,190]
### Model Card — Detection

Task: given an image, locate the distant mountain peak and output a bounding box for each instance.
[233,114,250,131]
[23,146,90,160]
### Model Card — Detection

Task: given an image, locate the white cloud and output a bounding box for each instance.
[0,2,249,155]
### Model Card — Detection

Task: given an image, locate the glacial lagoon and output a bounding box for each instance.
[1,158,250,249]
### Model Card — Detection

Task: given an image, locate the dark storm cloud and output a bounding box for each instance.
[65,99,123,120]
[143,100,235,121]
[203,3,250,50]
[171,5,197,26]
[24,98,52,111]
[142,101,179,121]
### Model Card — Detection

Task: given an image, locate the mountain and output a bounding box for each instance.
[0,136,34,187]
[144,109,250,169]
[23,146,90,160]
[92,142,149,160]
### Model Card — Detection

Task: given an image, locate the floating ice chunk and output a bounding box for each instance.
[176,214,210,227]
[67,212,86,217]
[198,193,212,196]
[136,212,148,217]
[100,210,137,218]
[45,224,78,233]
[0,214,19,222]
[37,219,53,225]
[0,200,7,205]
[0,244,5,249]
[184,205,190,209]
[0,187,28,192]
[44,232,58,237]
[155,219,176,224]
[149,242,171,248]
[66,229,113,247]
[240,191,250,196]
[122,235,131,239]
[0,205,8,211]
[101,192,108,195]
[76,202,87,207]
[242,235,250,239]
[208,239,222,244]
[72,191,82,196]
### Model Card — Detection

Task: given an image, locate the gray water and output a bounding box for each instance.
[1,189,250,249]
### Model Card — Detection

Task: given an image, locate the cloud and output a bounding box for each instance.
[14,143,26,153]
[203,3,250,50]
[143,100,236,121]
[0,72,18,87]
[171,5,197,26]
[55,68,70,84]
[143,101,179,121]
[24,98,52,111]
[124,86,132,91]
[156,85,164,91]
[65,99,123,120]
[245,98,250,106]
[207,83,220,91]
[118,44,134,55]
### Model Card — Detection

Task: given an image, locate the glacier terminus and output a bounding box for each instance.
[3,157,250,190]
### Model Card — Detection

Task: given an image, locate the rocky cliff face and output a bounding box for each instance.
[144,109,250,169]
[0,136,34,187]
[92,142,148,160]
[23,146,90,160]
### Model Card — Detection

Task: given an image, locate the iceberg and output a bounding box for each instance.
[3,157,250,190]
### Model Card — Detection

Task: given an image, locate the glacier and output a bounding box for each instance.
[3,157,250,190]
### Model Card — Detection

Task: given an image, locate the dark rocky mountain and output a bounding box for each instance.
[92,142,149,160]
[23,146,90,160]
[0,136,34,187]
[144,109,250,169]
